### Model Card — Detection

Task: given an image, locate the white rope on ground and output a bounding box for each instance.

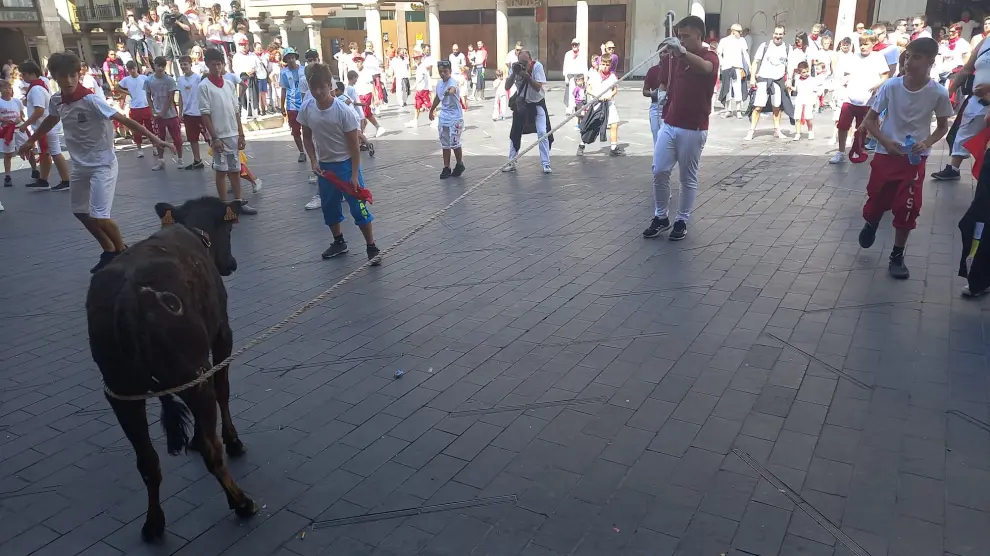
[104,50,665,401]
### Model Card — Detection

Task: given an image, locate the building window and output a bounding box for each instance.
[380,10,395,21]
[2,0,36,7]
[507,8,534,17]
[323,17,364,30]
[406,10,425,23]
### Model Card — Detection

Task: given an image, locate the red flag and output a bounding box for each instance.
[964,127,990,179]
[316,169,373,204]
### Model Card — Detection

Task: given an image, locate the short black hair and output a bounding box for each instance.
[18,60,41,77]
[153,56,167,67]
[677,15,706,35]
[47,51,81,78]
[125,60,137,70]
[335,81,345,92]
[308,63,333,87]
[906,36,939,57]
[204,47,225,63]
[347,69,358,80]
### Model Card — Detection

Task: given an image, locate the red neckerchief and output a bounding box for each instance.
[571,49,580,59]
[59,85,93,104]
[26,78,48,94]
[207,74,225,88]
[949,37,960,50]
[810,33,819,41]
[911,31,921,41]
[799,75,810,80]
[872,42,888,52]
[599,69,613,79]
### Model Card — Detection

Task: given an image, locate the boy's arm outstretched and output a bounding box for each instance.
[111,112,172,152]
[18,114,60,151]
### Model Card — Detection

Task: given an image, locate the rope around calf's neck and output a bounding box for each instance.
[104,52,664,401]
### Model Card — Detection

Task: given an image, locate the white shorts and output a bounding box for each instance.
[953,99,989,159]
[438,119,463,150]
[796,103,817,121]
[212,137,239,173]
[71,159,118,219]
[33,129,63,156]
[754,80,783,108]
[1,130,28,154]
[605,102,620,126]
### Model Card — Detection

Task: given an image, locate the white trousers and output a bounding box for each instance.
[508,105,550,166]
[652,123,707,223]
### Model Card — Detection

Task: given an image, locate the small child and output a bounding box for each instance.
[339,74,375,154]
[19,51,170,272]
[428,60,466,179]
[492,68,509,121]
[458,64,471,109]
[859,37,953,279]
[813,60,828,113]
[0,79,29,188]
[789,62,818,140]
[297,63,381,265]
[145,56,183,170]
[353,57,385,137]
[116,60,152,158]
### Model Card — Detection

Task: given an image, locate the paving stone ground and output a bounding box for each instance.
[1,88,989,556]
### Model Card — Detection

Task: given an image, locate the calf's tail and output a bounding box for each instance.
[159,394,192,455]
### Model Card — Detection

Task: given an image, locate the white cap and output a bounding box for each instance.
[571,38,580,44]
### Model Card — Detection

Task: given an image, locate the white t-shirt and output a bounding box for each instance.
[231,52,257,76]
[82,74,106,101]
[344,84,362,120]
[117,50,133,67]
[717,35,748,70]
[177,73,202,115]
[787,48,810,75]
[962,19,981,40]
[506,50,519,67]
[871,77,954,156]
[880,44,900,69]
[26,83,62,133]
[363,52,382,75]
[295,96,360,163]
[415,63,431,91]
[435,77,463,126]
[391,56,410,80]
[119,74,150,109]
[126,20,144,41]
[197,76,239,138]
[754,41,789,80]
[841,52,889,105]
[939,38,970,71]
[49,92,117,167]
[0,97,23,124]
[973,39,990,88]
[587,70,617,99]
[512,61,547,103]
[449,52,466,74]
[355,68,374,96]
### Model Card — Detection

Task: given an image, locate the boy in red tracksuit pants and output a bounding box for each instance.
[116,61,153,158]
[859,37,953,279]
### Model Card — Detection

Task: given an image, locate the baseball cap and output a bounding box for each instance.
[281,47,298,61]
[571,38,580,44]
[304,48,319,60]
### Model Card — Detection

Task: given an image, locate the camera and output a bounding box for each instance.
[162,11,179,31]
[512,62,525,74]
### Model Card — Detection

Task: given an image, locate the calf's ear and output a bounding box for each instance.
[155,202,177,225]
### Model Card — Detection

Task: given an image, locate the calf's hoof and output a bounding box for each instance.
[141,510,166,542]
[233,498,259,518]
[225,439,247,458]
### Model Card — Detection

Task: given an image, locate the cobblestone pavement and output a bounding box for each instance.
[1,89,988,556]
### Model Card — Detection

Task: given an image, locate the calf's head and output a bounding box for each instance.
[155,197,242,276]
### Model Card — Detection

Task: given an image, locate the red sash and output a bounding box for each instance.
[316,169,373,204]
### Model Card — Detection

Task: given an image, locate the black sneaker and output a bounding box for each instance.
[669,220,687,241]
[889,253,910,279]
[451,162,465,177]
[50,181,70,192]
[26,179,49,189]
[859,222,878,248]
[367,244,382,266]
[360,143,369,152]
[3,176,11,187]
[322,240,348,259]
[609,147,625,156]
[577,145,585,156]
[90,251,119,274]
[643,216,671,238]
[367,142,375,157]
[931,165,960,181]
[31,170,39,180]
[184,160,205,170]
[297,152,306,163]
[439,167,452,179]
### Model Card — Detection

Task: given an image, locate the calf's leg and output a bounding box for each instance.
[107,397,165,542]
[179,383,258,517]
[212,324,245,457]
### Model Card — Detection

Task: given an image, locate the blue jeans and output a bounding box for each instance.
[649,102,662,145]
[318,159,373,227]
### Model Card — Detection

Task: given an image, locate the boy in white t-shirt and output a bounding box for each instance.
[859,37,953,279]
[19,51,170,273]
[177,55,206,169]
[0,79,29,189]
[406,50,432,128]
[297,63,381,265]
[117,61,154,158]
[18,61,71,191]
[352,57,385,137]
[337,74,373,152]
[829,33,890,164]
[428,60,465,179]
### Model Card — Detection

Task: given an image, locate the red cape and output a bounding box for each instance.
[964,127,990,179]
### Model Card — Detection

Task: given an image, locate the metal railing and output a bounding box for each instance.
[74,1,147,23]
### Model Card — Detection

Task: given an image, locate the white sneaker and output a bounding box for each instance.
[0,200,5,211]
[176,159,184,168]
[502,162,516,173]
[744,130,754,141]
[808,131,815,140]
[152,160,165,171]
[828,152,846,164]
[774,128,786,139]
[252,179,262,194]
[136,150,145,158]
[543,165,552,174]
[430,120,438,129]
[308,173,318,184]
[792,133,801,141]
[405,121,417,128]
[375,127,386,138]
[304,195,321,210]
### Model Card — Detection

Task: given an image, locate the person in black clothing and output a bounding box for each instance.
[162,3,194,73]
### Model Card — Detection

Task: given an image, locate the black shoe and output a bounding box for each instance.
[610,147,625,156]
[3,176,11,187]
[859,222,877,248]
[367,244,382,266]
[238,202,258,215]
[439,167,452,179]
[360,143,369,151]
[31,170,39,180]
[931,165,960,181]
[184,160,205,170]
[643,216,671,238]
[577,145,585,156]
[90,251,119,274]
[50,181,70,192]
[451,162,465,177]
[367,142,375,157]
[322,240,348,259]
[889,253,910,279]
[26,179,49,189]
[668,221,687,241]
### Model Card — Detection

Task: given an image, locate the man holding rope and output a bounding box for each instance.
[643,15,718,241]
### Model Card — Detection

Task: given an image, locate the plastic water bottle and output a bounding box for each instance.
[905,135,922,166]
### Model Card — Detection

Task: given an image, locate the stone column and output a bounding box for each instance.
[279,23,290,47]
[81,31,94,62]
[835,0,856,43]
[306,21,323,60]
[576,0,588,63]
[40,17,65,56]
[427,0,440,63]
[364,1,383,60]
[396,6,407,52]
[496,0,507,69]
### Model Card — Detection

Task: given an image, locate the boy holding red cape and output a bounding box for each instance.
[19,51,171,274]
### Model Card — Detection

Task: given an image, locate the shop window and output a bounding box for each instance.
[440,10,482,25]
[406,10,425,22]
[508,8,534,17]
[380,10,395,20]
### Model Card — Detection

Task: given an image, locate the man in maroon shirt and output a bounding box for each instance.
[642,15,719,241]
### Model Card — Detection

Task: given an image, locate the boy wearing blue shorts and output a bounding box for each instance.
[298,63,381,264]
